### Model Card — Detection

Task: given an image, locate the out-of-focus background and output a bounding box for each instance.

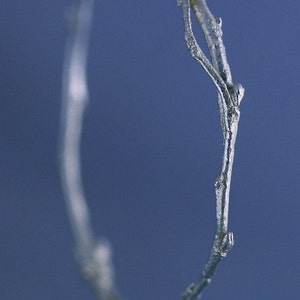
[1,1,300,299]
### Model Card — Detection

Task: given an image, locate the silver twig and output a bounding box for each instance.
[178,0,245,299]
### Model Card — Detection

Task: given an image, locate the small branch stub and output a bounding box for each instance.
[220,232,234,257]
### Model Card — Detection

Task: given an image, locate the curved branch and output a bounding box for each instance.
[60,1,120,299]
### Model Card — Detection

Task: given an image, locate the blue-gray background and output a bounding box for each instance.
[1,1,299,299]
